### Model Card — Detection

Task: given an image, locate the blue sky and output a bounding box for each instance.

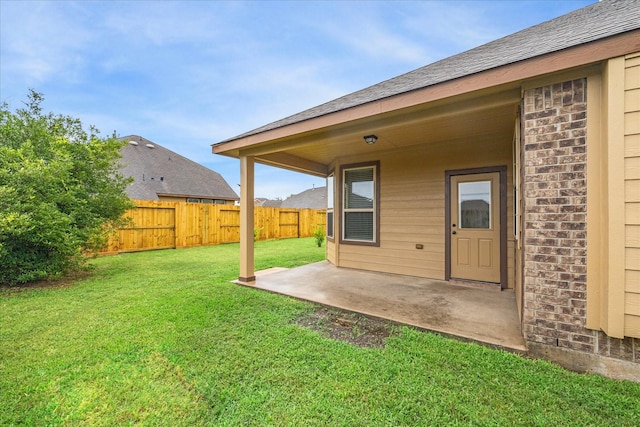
[1,0,595,200]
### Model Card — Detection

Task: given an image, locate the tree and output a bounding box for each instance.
[0,90,134,285]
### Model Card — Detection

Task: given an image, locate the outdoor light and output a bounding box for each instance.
[363,134,378,145]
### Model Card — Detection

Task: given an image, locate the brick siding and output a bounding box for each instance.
[522,78,638,363]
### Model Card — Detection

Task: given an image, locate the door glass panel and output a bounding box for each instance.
[458,181,491,229]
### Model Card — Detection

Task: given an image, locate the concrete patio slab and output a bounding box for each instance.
[237,261,527,352]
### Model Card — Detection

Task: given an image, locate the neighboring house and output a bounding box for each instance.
[255,198,283,207]
[280,186,327,209]
[120,135,238,204]
[254,187,326,208]
[213,1,640,375]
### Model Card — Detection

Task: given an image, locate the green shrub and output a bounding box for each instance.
[254,226,264,241]
[312,224,325,247]
[0,90,134,285]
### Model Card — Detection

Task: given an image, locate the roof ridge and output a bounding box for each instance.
[119,134,239,200]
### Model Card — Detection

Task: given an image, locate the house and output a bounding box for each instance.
[120,135,238,204]
[212,0,640,376]
[280,186,327,209]
[255,197,282,207]
[255,187,326,208]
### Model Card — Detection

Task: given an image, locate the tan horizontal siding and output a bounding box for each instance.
[378,233,443,246]
[627,270,640,293]
[626,293,640,316]
[626,157,640,179]
[624,54,640,336]
[379,225,445,235]
[326,241,336,264]
[626,248,640,270]
[381,207,444,218]
[381,180,444,194]
[626,111,640,137]
[626,225,640,247]
[379,196,445,207]
[626,88,640,111]
[381,217,444,228]
[625,62,640,90]
[340,251,444,271]
[626,203,640,224]
[627,54,640,67]
[626,134,640,157]
[507,240,515,288]
[335,135,514,286]
[339,257,445,279]
[625,314,640,338]
[625,180,640,201]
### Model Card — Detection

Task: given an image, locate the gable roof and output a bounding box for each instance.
[255,198,283,207]
[120,135,239,201]
[217,0,640,145]
[280,186,327,209]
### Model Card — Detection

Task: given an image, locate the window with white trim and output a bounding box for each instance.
[326,174,334,239]
[342,164,377,243]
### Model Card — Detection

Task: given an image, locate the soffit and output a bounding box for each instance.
[239,87,521,176]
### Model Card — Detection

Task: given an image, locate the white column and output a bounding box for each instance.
[239,155,255,282]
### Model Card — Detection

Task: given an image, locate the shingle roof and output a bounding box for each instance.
[256,198,283,207]
[280,186,327,209]
[219,0,639,144]
[119,135,239,201]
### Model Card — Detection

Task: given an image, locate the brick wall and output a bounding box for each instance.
[522,78,639,363]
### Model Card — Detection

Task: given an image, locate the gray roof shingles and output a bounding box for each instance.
[218,0,639,144]
[280,186,327,209]
[120,135,239,201]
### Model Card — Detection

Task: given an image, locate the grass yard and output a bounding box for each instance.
[2,238,639,426]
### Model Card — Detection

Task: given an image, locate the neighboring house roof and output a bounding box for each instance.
[262,199,284,208]
[119,135,239,201]
[255,198,282,207]
[218,0,640,145]
[280,186,327,209]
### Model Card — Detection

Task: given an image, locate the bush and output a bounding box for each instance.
[312,225,325,247]
[0,90,134,285]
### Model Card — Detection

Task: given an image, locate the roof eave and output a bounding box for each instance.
[156,192,239,201]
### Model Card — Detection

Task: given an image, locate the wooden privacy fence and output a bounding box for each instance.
[101,200,326,254]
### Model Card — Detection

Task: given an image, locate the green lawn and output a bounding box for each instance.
[2,238,639,426]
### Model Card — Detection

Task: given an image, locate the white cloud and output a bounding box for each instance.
[311,3,431,66]
[100,2,231,47]
[0,1,94,84]
[1,0,596,201]
[401,2,506,52]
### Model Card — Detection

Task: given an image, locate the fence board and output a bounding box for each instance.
[101,200,325,254]
[220,208,241,243]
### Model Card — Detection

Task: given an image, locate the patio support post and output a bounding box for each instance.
[239,154,255,282]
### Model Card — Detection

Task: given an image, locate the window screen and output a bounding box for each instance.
[327,175,334,238]
[343,166,375,242]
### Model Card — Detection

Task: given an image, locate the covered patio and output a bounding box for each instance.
[238,261,527,352]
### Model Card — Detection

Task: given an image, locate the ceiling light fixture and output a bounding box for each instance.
[363,134,378,145]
